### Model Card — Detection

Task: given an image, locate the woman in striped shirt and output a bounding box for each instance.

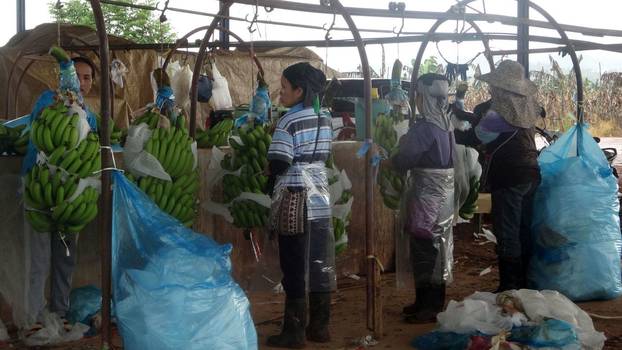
[266,62,335,348]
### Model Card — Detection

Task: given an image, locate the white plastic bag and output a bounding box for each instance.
[170,64,193,112]
[210,62,233,110]
[123,123,171,181]
[22,310,89,346]
[111,59,128,88]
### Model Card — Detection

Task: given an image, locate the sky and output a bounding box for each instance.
[2,0,621,80]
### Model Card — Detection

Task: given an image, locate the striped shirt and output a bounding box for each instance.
[268,103,332,220]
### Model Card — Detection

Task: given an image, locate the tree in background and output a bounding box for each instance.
[416,56,442,75]
[49,0,176,44]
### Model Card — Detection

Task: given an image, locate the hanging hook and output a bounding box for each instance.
[323,12,337,41]
[389,2,406,36]
[246,1,260,34]
[159,0,170,23]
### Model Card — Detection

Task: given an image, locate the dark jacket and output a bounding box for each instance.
[484,128,541,190]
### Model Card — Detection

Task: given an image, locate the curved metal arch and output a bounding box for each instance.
[410,1,584,122]
[409,13,495,108]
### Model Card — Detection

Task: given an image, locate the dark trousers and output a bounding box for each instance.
[278,218,333,299]
[491,182,538,260]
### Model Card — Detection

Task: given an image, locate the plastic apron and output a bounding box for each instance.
[272,162,336,293]
[396,168,455,288]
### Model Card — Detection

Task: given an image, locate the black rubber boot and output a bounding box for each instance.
[495,257,524,293]
[404,284,446,324]
[306,292,331,343]
[402,287,425,316]
[267,298,306,349]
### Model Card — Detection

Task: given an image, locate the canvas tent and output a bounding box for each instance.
[0,23,337,128]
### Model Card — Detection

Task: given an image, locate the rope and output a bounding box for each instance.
[366,255,385,272]
[588,312,622,320]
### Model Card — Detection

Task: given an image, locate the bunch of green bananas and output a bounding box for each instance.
[144,127,195,179]
[48,132,102,178]
[373,112,405,211]
[24,100,102,234]
[95,114,125,145]
[0,124,29,155]
[378,166,404,210]
[373,113,397,151]
[129,172,199,227]
[132,109,163,129]
[30,102,81,155]
[459,178,480,220]
[25,164,99,233]
[128,108,199,225]
[196,119,234,148]
[220,124,272,229]
[231,200,270,229]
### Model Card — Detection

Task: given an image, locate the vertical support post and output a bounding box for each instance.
[89,1,112,349]
[517,0,530,77]
[16,0,26,33]
[330,0,382,338]
[219,0,231,50]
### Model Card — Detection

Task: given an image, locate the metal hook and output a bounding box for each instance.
[389,2,406,36]
[159,0,170,23]
[246,0,260,34]
[323,12,336,41]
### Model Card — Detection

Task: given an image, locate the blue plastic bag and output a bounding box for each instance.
[111,172,257,350]
[411,331,476,350]
[67,285,102,325]
[529,123,622,301]
[509,319,579,348]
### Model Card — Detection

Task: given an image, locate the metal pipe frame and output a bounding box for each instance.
[100,0,622,39]
[88,1,113,349]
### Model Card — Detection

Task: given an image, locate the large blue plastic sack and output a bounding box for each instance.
[411,331,473,349]
[529,123,622,301]
[111,172,257,350]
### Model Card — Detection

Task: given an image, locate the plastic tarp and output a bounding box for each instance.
[433,289,605,349]
[529,123,622,301]
[111,172,257,350]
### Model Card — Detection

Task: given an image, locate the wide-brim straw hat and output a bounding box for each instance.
[477,60,537,97]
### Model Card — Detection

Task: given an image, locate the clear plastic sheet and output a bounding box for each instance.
[396,168,455,289]
[529,124,622,301]
[112,172,257,350]
[272,162,336,292]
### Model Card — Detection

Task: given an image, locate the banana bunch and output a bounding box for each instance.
[135,172,199,227]
[459,178,480,220]
[0,124,29,155]
[30,102,81,155]
[333,213,351,255]
[129,106,199,225]
[95,114,125,145]
[220,124,272,229]
[196,119,234,148]
[144,127,195,179]
[373,113,405,211]
[24,164,99,234]
[378,165,404,210]
[132,109,163,129]
[373,113,398,151]
[231,200,270,229]
[48,132,101,178]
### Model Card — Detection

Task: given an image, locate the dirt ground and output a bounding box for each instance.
[4,222,622,349]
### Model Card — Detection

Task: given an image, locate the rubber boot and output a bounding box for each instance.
[495,257,524,293]
[267,298,306,349]
[306,292,331,343]
[405,284,445,324]
[402,287,425,316]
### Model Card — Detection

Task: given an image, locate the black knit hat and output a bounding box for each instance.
[283,62,326,107]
